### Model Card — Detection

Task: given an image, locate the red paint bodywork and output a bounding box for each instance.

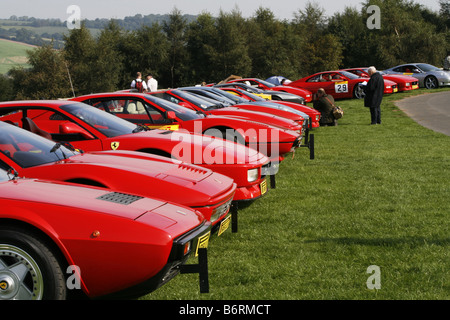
[226,78,313,102]
[146,89,304,132]
[288,70,398,99]
[0,120,236,225]
[0,172,212,298]
[0,100,270,202]
[217,87,321,128]
[342,68,420,92]
[71,93,302,163]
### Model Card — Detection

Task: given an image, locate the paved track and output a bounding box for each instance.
[395,91,450,136]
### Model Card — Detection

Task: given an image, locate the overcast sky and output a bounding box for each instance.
[0,0,443,21]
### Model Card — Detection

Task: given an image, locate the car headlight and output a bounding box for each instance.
[210,198,233,223]
[406,83,410,86]
[247,168,259,183]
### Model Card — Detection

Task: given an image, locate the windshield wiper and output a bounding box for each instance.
[50,143,67,160]
[132,124,150,133]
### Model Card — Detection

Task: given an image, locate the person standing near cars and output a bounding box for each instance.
[364,66,384,125]
[131,72,148,93]
[146,74,158,92]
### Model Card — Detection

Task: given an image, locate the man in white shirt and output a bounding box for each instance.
[146,74,158,92]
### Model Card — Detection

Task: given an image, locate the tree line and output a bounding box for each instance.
[1,0,449,101]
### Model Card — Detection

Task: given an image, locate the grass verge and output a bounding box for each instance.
[143,88,450,300]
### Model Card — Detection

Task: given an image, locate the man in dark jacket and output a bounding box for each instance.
[364,66,384,124]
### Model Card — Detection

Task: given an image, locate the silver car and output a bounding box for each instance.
[383,63,450,89]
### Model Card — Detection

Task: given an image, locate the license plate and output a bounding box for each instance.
[412,85,418,89]
[218,215,231,236]
[195,231,211,256]
[260,178,268,195]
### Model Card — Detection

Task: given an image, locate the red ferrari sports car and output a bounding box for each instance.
[216,87,321,129]
[0,100,270,205]
[71,93,302,163]
[225,77,313,103]
[342,68,419,92]
[288,70,398,99]
[151,87,304,132]
[0,168,212,299]
[0,121,235,229]
[143,89,303,133]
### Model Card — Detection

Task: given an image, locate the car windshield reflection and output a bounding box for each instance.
[0,121,78,168]
[61,103,138,137]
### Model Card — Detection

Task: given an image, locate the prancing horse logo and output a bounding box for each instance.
[111,142,120,150]
[0,281,8,290]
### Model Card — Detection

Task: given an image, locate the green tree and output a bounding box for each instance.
[212,8,252,80]
[63,23,97,95]
[127,23,169,88]
[92,20,125,93]
[361,0,447,68]
[246,7,301,79]
[0,75,14,101]
[186,12,219,84]
[9,44,72,99]
[163,8,189,87]
[292,1,343,76]
[328,6,374,68]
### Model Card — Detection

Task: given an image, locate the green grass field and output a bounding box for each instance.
[143,88,450,300]
[0,38,32,74]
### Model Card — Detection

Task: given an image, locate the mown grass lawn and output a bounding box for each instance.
[144,88,449,300]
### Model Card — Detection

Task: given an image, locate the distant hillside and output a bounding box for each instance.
[0,13,198,48]
[0,38,33,74]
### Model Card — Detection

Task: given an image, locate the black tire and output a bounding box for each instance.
[424,76,438,89]
[0,227,66,300]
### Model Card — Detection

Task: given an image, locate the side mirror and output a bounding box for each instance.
[178,102,194,110]
[59,122,95,140]
[166,111,176,120]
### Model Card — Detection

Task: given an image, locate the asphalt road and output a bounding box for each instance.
[395,91,450,136]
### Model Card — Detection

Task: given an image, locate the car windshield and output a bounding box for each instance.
[60,102,139,137]
[143,94,204,120]
[169,90,217,110]
[339,71,361,79]
[254,79,276,88]
[0,168,11,182]
[209,87,248,103]
[0,121,78,168]
[416,64,441,72]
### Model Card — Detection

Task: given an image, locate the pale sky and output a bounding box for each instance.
[0,0,443,21]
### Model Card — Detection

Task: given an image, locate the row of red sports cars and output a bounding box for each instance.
[0,67,416,300]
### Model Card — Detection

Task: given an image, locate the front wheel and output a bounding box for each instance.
[353,83,365,99]
[424,76,438,89]
[0,228,66,300]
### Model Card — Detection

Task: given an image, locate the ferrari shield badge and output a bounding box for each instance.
[111,142,120,150]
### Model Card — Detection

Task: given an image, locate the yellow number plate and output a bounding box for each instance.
[195,231,211,256]
[260,178,268,195]
[218,215,231,236]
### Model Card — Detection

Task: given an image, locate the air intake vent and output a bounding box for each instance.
[97,192,144,205]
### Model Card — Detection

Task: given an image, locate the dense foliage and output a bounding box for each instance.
[2,0,449,100]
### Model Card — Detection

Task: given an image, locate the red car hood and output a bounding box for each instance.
[22,150,236,207]
[0,178,204,229]
[68,151,215,184]
[125,130,269,165]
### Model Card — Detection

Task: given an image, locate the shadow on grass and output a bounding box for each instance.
[303,237,450,247]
